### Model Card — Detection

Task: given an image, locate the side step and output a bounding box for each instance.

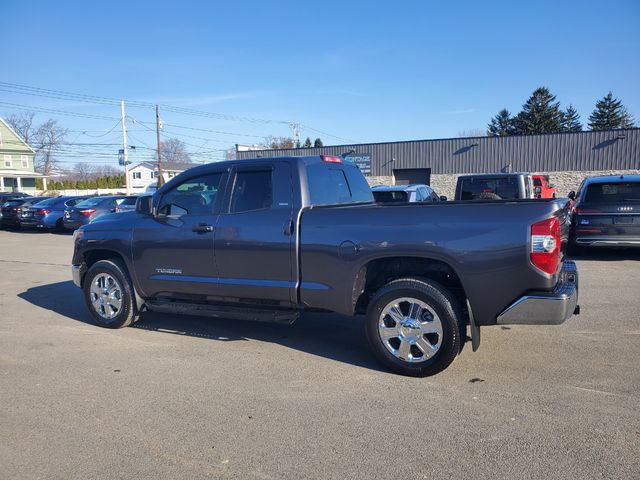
[146,300,300,325]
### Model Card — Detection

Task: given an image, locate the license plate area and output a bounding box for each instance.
[614,217,634,225]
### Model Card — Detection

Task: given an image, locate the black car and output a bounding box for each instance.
[1,197,51,228]
[62,195,128,231]
[571,174,640,249]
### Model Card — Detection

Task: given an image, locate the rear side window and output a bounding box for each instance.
[373,190,408,203]
[584,182,640,203]
[459,177,519,200]
[307,164,373,205]
[230,170,273,213]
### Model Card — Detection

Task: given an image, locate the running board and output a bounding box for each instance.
[146,300,300,324]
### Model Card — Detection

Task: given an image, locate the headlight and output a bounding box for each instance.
[72,229,84,243]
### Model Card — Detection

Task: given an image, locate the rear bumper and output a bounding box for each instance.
[575,236,640,248]
[497,261,579,325]
[63,219,86,230]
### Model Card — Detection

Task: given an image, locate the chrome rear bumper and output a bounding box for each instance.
[575,236,640,247]
[497,261,579,325]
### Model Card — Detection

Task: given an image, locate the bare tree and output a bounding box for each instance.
[159,138,192,167]
[225,147,237,160]
[4,111,37,144]
[34,119,68,175]
[262,135,295,149]
[94,165,121,177]
[73,162,96,182]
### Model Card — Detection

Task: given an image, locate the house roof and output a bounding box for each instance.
[0,118,36,154]
[130,161,197,172]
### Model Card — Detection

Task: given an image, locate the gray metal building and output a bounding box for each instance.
[236,128,640,177]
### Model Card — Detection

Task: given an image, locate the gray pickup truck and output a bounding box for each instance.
[71,155,579,376]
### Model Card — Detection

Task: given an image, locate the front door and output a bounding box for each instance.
[132,170,227,298]
[214,162,295,304]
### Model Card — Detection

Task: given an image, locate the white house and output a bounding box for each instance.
[128,161,195,192]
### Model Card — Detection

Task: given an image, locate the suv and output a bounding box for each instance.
[570,174,640,249]
[455,173,535,201]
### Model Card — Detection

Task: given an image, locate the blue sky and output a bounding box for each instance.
[1,0,639,167]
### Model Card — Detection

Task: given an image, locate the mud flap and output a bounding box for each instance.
[466,299,480,352]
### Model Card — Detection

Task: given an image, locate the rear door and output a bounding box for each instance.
[213,162,295,304]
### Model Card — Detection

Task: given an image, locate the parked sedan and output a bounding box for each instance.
[372,184,446,203]
[62,195,128,231]
[1,197,51,228]
[571,174,640,249]
[20,196,91,231]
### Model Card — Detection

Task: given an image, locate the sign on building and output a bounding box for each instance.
[345,153,371,175]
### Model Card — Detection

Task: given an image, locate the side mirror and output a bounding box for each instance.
[567,191,576,200]
[549,183,556,188]
[136,195,153,215]
[439,195,448,202]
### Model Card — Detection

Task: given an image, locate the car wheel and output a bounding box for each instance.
[365,278,463,377]
[55,218,64,231]
[83,259,140,328]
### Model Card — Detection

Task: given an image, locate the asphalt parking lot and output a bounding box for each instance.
[1,229,639,480]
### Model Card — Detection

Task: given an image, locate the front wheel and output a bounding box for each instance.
[83,259,139,328]
[365,278,463,377]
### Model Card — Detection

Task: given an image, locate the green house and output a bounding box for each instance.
[0,117,46,193]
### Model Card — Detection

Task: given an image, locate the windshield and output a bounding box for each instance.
[33,197,62,207]
[459,177,520,200]
[584,182,640,203]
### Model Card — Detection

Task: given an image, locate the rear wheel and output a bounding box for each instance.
[83,259,139,328]
[365,278,463,377]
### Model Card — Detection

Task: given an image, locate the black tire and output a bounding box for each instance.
[55,218,64,231]
[365,278,463,377]
[83,259,139,328]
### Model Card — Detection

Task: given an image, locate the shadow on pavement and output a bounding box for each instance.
[19,280,384,372]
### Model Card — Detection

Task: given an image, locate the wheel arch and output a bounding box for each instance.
[351,255,470,320]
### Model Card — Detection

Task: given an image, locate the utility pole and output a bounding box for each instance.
[290,122,300,148]
[156,104,164,187]
[120,101,131,195]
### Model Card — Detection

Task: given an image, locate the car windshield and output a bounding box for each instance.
[373,190,409,202]
[460,177,520,200]
[120,197,137,205]
[34,197,63,207]
[584,182,640,203]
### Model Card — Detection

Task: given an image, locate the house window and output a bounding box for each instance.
[4,155,11,168]
[21,155,29,168]
[133,172,142,180]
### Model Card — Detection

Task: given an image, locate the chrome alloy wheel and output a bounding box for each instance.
[89,273,123,320]
[378,297,443,363]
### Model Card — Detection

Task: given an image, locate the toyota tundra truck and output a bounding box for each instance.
[71,155,579,376]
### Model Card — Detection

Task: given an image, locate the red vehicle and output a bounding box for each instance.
[532,175,557,199]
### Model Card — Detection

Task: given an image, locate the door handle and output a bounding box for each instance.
[193,223,214,233]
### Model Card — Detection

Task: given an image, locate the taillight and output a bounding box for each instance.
[35,209,51,215]
[79,209,96,216]
[321,155,342,163]
[530,217,561,275]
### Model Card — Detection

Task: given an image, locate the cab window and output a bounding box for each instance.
[158,173,224,216]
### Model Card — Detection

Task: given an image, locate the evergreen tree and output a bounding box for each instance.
[588,92,635,130]
[560,105,582,132]
[303,137,312,148]
[487,109,516,136]
[313,138,324,148]
[513,87,563,134]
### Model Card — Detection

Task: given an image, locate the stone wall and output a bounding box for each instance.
[366,170,640,200]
